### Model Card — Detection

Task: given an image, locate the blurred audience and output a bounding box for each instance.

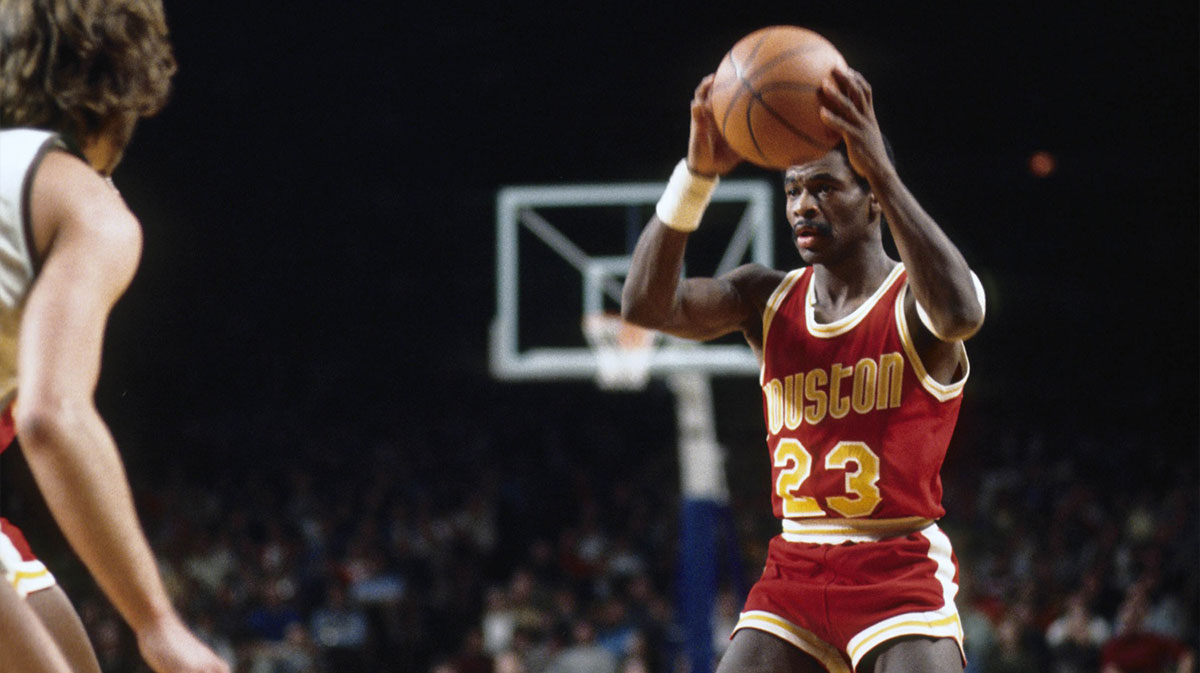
[5,393,1195,673]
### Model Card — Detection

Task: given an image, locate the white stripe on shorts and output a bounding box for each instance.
[845,523,965,668]
[1,527,56,598]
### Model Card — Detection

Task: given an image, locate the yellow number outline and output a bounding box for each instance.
[773,439,883,518]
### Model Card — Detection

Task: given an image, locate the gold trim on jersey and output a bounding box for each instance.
[805,263,906,338]
[781,516,933,544]
[6,562,54,598]
[734,611,852,673]
[894,285,969,402]
[845,524,965,668]
[760,268,807,385]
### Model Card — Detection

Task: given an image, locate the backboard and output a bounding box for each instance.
[490,177,777,384]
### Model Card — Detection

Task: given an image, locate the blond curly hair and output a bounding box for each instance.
[0,0,176,139]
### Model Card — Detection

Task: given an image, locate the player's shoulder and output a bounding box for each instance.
[35,151,134,219]
[722,263,789,313]
[30,151,141,255]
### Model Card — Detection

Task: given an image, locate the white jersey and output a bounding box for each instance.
[0,128,61,408]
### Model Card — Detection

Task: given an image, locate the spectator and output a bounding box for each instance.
[309,582,369,671]
[546,620,617,673]
[248,622,317,673]
[451,627,494,673]
[1045,590,1110,673]
[244,578,302,643]
[1101,583,1196,673]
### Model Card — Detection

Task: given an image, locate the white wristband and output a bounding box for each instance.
[655,159,718,232]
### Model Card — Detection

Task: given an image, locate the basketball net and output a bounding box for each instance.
[582,312,659,391]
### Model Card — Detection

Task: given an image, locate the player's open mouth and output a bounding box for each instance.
[794,223,829,247]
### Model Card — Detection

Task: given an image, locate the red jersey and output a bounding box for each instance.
[0,403,13,454]
[759,264,967,539]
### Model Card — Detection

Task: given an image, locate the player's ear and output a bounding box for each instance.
[868,192,881,223]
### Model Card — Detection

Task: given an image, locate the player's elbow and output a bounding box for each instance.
[15,397,95,455]
[622,305,666,333]
[620,288,667,330]
[920,272,987,342]
[931,304,985,342]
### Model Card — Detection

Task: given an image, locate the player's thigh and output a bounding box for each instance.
[27,585,103,673]
[0,582,72,673]
[860,635,962,673]
[716,628,828,673]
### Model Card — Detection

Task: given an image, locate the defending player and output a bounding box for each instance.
[0,1,228,671]
[622,65,985,672]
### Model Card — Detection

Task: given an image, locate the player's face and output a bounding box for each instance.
[783,151,878,265]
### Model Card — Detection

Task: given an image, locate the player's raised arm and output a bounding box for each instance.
[818,66,984,342]
[622,76,781,342]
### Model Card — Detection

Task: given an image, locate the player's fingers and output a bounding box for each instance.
[817,78,855,120]
[830,65,868,112]
[694,74,715,102]
[849,67,874,108]
[818,106,851,135]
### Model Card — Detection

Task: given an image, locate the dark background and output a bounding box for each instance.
[2,1,1197,669]
[2,4,1190,517]
[96,3,1198,474]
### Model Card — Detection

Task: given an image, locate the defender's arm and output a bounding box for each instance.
[20,151,227,673]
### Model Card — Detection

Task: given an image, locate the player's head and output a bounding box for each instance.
[783,147,884,266]
[0,0,176,173]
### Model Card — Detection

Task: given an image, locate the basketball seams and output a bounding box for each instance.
[745,84,824,162]
[717,30,775,137]
[754,82,825,148]
[738,43,829,86]
[709,26,844,169]
[736,43,832,162]
[715,51,743,136]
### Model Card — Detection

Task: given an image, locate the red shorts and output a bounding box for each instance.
[733,523,963,672]
[0,518,55,597]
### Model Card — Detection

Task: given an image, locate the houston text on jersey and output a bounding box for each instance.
[763,352,904,433]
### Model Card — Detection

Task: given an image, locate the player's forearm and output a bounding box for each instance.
[621,218,689,329]
[870,172,983,340]
[18,403,176,634]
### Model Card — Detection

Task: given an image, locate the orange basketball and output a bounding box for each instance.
[710,26,847,169]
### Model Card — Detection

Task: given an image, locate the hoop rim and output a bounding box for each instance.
[581,311,659,391]
[582,311,656,348]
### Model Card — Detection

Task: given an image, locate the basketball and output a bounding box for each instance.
[710,26,847,170]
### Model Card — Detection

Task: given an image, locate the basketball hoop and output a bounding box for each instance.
[582,312,659,391]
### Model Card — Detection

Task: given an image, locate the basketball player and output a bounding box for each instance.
[622,65,985,673]
[0,1,228,671]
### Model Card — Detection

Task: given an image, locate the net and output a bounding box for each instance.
[582,312,659,391]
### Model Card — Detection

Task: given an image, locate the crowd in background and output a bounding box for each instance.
[2,385,1196,673]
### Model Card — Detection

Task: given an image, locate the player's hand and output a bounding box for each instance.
[817,65,895,184]
[687,74,742,177]
[137,615,230,673]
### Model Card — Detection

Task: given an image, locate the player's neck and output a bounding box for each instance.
[811,252,896,310]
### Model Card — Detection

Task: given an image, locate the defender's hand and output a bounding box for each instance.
[817,66,894,183]
[687,74,742,177]
[138,616,230,673]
